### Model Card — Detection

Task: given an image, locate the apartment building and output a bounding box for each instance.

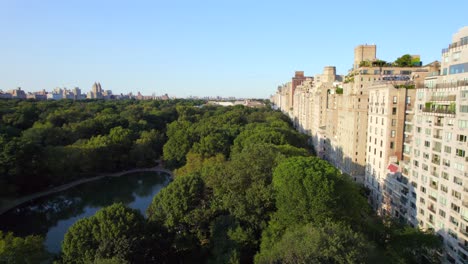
[271,26,468,263]
[408,27,468,264]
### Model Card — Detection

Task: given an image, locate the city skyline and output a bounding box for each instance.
[1,0,467,98]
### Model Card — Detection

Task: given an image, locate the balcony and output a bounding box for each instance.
[422,107,456,116]
[430,95,457,102]
[434,122,443,127]
[431,157,441,165]
[404,136,413,144]
[434,79,468,88]
[405,116,413,124]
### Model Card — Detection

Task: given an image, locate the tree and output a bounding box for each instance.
[147,174,212,253]
[61,203,146,263]
[0,231,49,264]
[163,120,193,168]
[255,221,371,264]
[385,221,442,263]
[394,54,413,67]
[272,156,340,227]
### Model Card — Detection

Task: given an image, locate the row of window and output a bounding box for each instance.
[414,129,467,142]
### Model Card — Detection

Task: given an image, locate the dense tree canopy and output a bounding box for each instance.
[0,100,441,263]
[0,231,49,264]
[0,99,194,198]
[61,203,146,263]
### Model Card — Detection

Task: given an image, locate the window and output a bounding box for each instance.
[452,190,461,199]
[393,96,397,104]
[422,163,428,171]
[457,134,467,142]
[448,118,454,126]
[406,96,411,104]
[451,203,460,213]
[443,159,450,167]
[459,120,468,128]
[449,63,468,74]
[445,132,452,141]
[454,162,465,172]
[392,119,396,126]
[460,105,468,113]
[440,196,447,206]
[417,127,422,133]
[417,91,424,99]
[441,185,448,193]
[444,146,451,154]
[425,128,431,135]
[390,141,394,149]
[456,149,466,157]
[462,90,468,98]
[391,130,396,138]
[424,141,430,147]
[442,172,449,180]
[454,177,463,186]
[392,107,397,115]
[439,209,446,218]
[414,149,420,157]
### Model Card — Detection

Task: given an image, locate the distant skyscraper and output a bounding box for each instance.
[88,82,104,99]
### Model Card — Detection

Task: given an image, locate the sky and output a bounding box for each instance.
[0,0,467,98]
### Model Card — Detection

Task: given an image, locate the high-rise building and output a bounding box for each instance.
[407,26,468,264]
[270,26,468,263]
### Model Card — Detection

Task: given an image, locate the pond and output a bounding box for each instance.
[0,171,170,254]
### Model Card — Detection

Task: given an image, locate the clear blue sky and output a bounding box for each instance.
[1,0,466,98]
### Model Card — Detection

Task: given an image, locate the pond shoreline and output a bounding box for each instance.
[0,164,173,215]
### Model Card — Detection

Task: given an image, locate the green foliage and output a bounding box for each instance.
[335,87,344,94]
[61,203,146,263]
[382,220,442,263]
[272,156,342,226]
[4,100,442,263]
[255,221,371,264]
[147,174,212,253]
[0,231,49,264]
[394,54,413,67]
[0,99,183,198]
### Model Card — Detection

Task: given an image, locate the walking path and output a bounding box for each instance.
[0,163,173,215]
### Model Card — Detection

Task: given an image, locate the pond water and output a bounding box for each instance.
[0,171,170,254]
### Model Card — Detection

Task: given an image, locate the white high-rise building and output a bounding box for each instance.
[409,26,468,264]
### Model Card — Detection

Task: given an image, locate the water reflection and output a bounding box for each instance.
[0,171,170,253]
